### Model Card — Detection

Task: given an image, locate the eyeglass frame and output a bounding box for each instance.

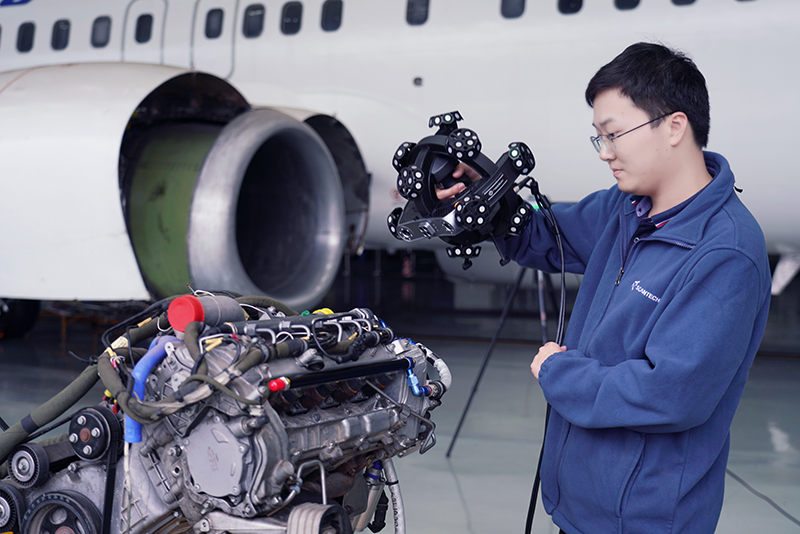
[590,112,675,154]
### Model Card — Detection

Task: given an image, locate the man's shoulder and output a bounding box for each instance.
[695,194,770,286]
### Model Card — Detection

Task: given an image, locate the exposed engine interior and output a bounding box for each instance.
[0,293,450,534]
[120,73,370,311]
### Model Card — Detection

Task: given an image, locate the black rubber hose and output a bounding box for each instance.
[0,364,99,464]
[96,317,170,424]
[182,321,209,376]
[96,356,158,424]
[235,296,298,317]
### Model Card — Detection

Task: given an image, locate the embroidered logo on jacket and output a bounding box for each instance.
[631,280,661,303]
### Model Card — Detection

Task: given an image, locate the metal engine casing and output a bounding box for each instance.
[3,310,444,534]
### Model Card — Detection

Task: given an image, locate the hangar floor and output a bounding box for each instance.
[1,250,799,533]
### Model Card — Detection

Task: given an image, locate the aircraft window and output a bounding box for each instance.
[17,22,34,52]
[501,0,525,18]
[281,2,302,35]
[135,14,153,43]
[406,0,429,25]
[615,0,639,9]
[558,0,582,14]
[51,19,70,50]
[321,0,343,32]
[91,16,111,48]
[243,4,265,38]
[206,8,224,38]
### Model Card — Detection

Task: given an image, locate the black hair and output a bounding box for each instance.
[585,42,710,148]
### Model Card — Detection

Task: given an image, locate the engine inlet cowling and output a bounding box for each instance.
[126,103,346,311]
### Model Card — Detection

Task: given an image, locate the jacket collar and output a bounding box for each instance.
[622,151,734,247]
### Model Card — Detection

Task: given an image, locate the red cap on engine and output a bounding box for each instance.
[168,295,205,332]
[268,377,291,392]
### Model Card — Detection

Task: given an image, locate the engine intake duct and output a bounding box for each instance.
[126,107,346,311]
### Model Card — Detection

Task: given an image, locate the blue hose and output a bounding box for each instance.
[124,335,181,443]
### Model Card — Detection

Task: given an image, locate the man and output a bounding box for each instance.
[442,42,772,533]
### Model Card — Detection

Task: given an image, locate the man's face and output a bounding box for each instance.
[591,89,670,197]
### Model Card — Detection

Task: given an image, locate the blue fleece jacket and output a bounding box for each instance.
[499,152,771,534]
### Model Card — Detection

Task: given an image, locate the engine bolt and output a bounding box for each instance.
[14,457,30,475]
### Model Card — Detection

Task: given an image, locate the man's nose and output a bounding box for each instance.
[599,144,615,161]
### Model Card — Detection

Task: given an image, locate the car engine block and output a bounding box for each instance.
[0,294,451,534]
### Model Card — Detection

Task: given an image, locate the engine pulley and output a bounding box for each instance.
[0,482,26,533]
[8,443,50,488]
[21,491,102,534]
[68,405,121,461]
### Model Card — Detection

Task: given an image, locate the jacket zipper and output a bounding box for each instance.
[615,236,640,286]
[615,236,693,287]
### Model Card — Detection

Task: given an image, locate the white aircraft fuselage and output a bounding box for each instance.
[0,0,797,309]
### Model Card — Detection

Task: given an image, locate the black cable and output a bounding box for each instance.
[446,266,527,458]
[525,404,551,534]
[524,182,566,534]
[530,181,566,345]
[311,316,335,361]
[190,348,210,377]
[68,351,94,364]
[725,468,800,527]
[125,325,136,364]
[23,407,84,442]
[101,297,170,350]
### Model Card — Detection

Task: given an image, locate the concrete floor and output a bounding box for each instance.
[1,254,799,533]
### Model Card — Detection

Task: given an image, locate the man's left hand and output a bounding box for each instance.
[531,342,567,379]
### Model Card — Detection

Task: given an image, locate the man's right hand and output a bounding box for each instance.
[435,162,482,199]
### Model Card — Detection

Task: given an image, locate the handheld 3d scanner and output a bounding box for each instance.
[387,111,538,269]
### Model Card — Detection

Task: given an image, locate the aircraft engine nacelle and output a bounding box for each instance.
[0,64,362,312]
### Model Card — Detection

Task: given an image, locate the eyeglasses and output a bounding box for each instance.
[590,112,674,154]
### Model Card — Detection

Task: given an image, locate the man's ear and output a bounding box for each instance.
[668,112,691,147]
